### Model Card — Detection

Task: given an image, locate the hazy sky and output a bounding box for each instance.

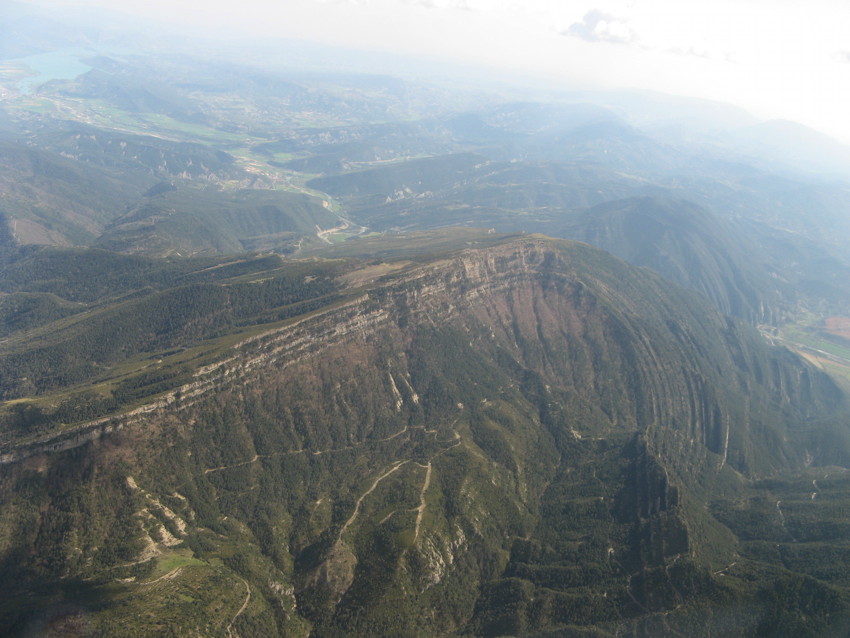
[36,0,850,143]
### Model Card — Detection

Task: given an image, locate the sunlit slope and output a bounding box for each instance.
[1,237,849,636]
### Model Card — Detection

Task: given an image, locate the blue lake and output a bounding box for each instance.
[15,49,95,93]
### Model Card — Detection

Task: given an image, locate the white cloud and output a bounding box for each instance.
[563,9,638,45]
[402,0,476,8]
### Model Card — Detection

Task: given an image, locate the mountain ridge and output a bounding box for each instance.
[2,236,849,636]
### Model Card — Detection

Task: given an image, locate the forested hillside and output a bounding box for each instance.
[1,237,850,636]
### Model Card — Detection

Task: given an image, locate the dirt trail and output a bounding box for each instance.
[205,454,260,474]
[138,567,183,586]
[713,561,737,576]
[204,449,314,474]
[340,461,408,537]
[226,577,251,638]
[205,444,372,474]
[378,424,410,442]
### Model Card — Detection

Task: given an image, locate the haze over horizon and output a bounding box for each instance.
[28,0,850,145]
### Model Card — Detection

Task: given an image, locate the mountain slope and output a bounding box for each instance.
[0,139,147,245]
[1,237,849,636]
[95,186,339,257]
[558,196,784,323]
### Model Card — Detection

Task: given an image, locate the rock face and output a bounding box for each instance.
[1,237,849,636]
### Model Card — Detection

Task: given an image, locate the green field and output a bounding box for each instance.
[781,320,850,363]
